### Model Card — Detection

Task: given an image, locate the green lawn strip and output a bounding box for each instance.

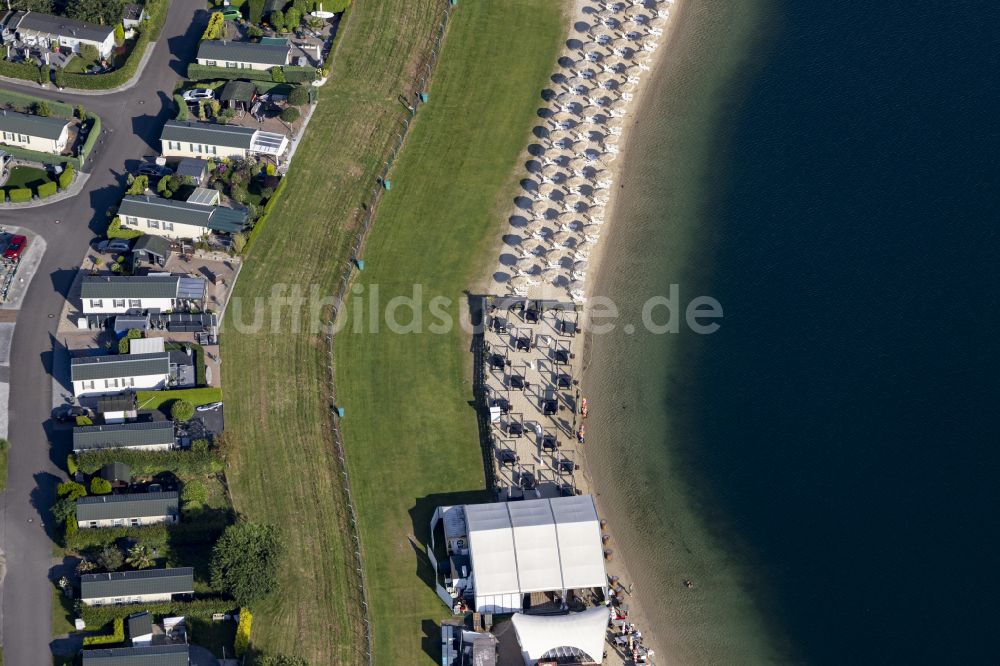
[52,586,77,637]
[135,387,222,412]
[333,3,566,664]
[219,0,452,662]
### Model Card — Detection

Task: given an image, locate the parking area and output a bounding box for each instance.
[0,227,45,308]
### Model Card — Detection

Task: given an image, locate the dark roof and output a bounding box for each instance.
[0,109,69,140]
[71,353,170,382]
[76,491,178,522]
[99,462,131,482]
[82,644,189,666]
[197,39,289,66]
[119,195,247,233]
[161,120,257,150]
[14,10,114,43]
[219,79,257,103]
[73,421,174,452]
[126,611,153,639]
[97,394,137,413]
[133,234,172,259]
[82,275,181,300]
[175,157,207,179]
[81,567,193,600]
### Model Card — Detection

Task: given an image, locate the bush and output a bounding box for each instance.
[66,515,79,538]
[34,101,51,117]
[187,63,274,82]
[67,454,79,476]
[58,481,88,500]
[235,609,252,656]
[174,93,188,121]
[248,0,265,22]
[52,67,65,89]
[107,217,143,240]
[64,520,229,552]
[279,107,299,123]
[79,113,101,166]
[90,477,112,495]
[8,188,31,203]
[81,598,236,629]
[76,415,93,426]
[114,23,126,47]
[97,544,123,571]
[287,86,308,106]
[182,479,208,508]
[211,521,283,607]
[269,9,284,32]
[203,12,225,40]
[270,66,286,83]
[76,447,223,477]
[83,617,124,646]
[37,181,57,198]
[171,400,195,422]
[282,66,317,83]
[285,7,301,29]
[126,175,148,195]
[58,164,74,190]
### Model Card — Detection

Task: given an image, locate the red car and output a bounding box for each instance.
[3,234,26,261]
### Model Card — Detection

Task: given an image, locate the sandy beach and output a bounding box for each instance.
[477,0,685,661]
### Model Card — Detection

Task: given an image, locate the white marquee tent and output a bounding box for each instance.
[511,606,610,665]
[464,495,607,614]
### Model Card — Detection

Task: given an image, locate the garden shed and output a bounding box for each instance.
[132,234,172,267]
[219,80,258,114]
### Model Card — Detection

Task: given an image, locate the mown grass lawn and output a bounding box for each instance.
[335,2,566,664]
[221,0,565,663]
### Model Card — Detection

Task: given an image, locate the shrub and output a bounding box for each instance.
[81,598,236,629]
[287,86,308,106]
[79,113,101,166]
[76,447,223,478]
[81,44,100,63]
[76,104,86,119]
[64,520,229,552]
[90,477,113,495]
[204,12,225,40]
[97,544,123,571]
[173,93,188,120]
[37,181,57,198]
[76,415,93,426]
[285,7,301,29]
[83,617,124,646]
[114,23,126,47]
[126,175,148,195]
[67,453,79,476]
[235,609,252,656]
[107,217,143,240]
[58,164,74,190]
[53,497,76,523]
[182,480,208,508]
[8,188,31,203]
[270,66,286,83]
[248,0,265,22]
[211,521,283,607]
[52,67,66,89]
[118,328,143,353]
[66,515,79,538]
[280,107,299,123]
[282,65,317,83]
[269,9,284,31]
[58,481,88,500]
[34,100,50,116]
[171,399,195,422]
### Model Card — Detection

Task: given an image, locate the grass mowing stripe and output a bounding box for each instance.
[334,2,567,663]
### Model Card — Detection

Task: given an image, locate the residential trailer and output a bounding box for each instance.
[80,275,207,315]
[160,119,288,159]
[80,567,194,606]
[0,109,70,154]
[118,195,247,240]
[71,352,170,397]
[73,421,176,453]
[1,10,115,59]
[196,39,290,70]
[76,491,179,529]
[82,644,190,666]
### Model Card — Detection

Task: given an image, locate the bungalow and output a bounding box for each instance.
[76,491,179,529]
[196,39,290,71]
[1,10,115,59]
[0,109,71,155]
[73,421,176,453]
[160,119,288,159]
[80,275,207,315]
[83,644,190,666]
[118,195,248,240]
[80,567,194,606]
[71,352,170,397]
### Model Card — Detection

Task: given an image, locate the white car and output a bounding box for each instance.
[196,402,223,412]
[182,88,215,102]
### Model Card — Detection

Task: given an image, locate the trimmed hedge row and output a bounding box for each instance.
[0,59,44,83]
[0,143,80,169]
[37,181,57,198]
[7,188,31,203]
[245,175,288,251]
[187,63,317,83]
[79,113,102,166]
[75,447,224,477]
[0,89,74,118]
[65,519,228,552]
[82,617,124,646]
[81,598,236,629]
[282,65,317,83]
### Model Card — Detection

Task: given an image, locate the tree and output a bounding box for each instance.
[125,544,154,570]
[248,0,265,23]
[75,104,87,120]
[210,521,283,607]
[9,0,55,12]
[280,107,299,123]
[58,481,88,501]
[287,86,308,107]
[97,545,123,572]
[256,656,309,666]
[232,232,248,254]
[34,101,51,117]
[90,477,112,495]
[81,43,101,63]
[76,558,96,575]
[171,400,195,422]
[67,0,127,26]
[269,9,285,32]
[173,93,188,121]
[52,497,77,523]
[203,12,225,40]
[126,174,149,195]
[181,480,208,508]
[285,7,300,30]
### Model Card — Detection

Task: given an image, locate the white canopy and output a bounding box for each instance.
[511,606,609,665]
[465,495,607,613]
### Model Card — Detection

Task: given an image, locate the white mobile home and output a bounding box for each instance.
[118,195,248,240]
[76,491,180,529]
[80,275,207,315]
[80,567,194,606]
[196,39,290,71]
[1,10,115,59]
[160,120,288,159]
[73,421,176,453]
[0,109,70,154]
[71,352,170,397]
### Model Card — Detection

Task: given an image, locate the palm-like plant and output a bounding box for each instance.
[126,544,154,570]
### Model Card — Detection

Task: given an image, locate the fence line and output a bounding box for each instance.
[321,2,457,663]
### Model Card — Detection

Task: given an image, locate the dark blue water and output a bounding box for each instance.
[679,0,1000,662]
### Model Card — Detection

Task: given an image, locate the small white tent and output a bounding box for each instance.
[511,606,609,665]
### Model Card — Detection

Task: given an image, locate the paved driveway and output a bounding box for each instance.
[0,2,208,662]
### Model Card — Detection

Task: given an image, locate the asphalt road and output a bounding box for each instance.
[0,2,207,662]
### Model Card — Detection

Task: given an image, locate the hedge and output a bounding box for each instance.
[59,164,75,190]
[0,60,43,83]
[0,89,74,118]
[136,387,223,410]
[60,0,168,91]
[8,188,31,203]
[187,64,275,82]
[0,143,80,169]
[245,176,288,250]
[82,618,124,646]
[79,113,102,166]
[81,598,236,629]
[65,519,229,552]
[76,447,224,477]
[235,609,252,656]
[281,66,317,83]
[322,3,353,72]
[37,181,57,198]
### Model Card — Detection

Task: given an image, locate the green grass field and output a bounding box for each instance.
[221,0,565,663]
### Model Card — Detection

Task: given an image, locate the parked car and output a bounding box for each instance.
[55,405,92,422]
[196,402,223,412]
[97,239,133,254]
[182,88,215,102]
[221,8,242,20]
[136,163,173,177]
[3,234,27,261]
